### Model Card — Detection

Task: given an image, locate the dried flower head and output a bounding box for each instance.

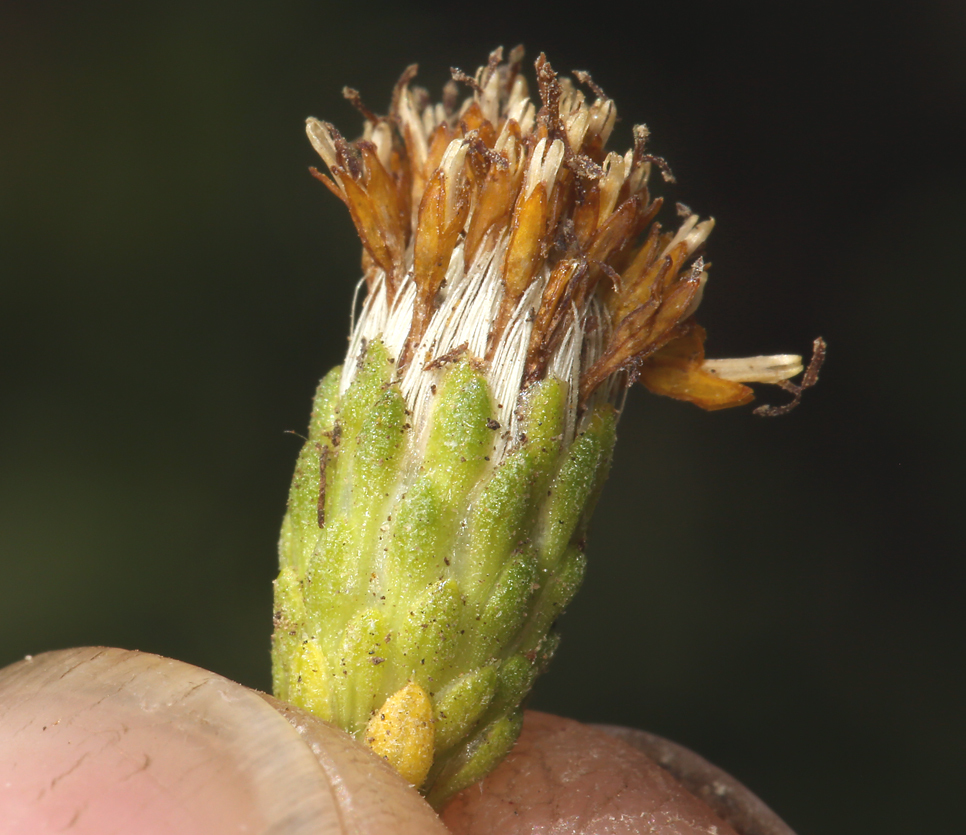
[272,48,820,807]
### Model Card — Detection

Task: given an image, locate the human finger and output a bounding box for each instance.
[0,647,446,835]
[442,711,789,835]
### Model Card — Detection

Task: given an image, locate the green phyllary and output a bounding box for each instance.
[273,341,616,802]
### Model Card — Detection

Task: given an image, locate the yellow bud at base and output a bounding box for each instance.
[364,682,435,787]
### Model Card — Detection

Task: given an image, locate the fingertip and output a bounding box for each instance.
[0,648,446,835]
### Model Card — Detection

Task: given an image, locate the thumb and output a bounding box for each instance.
[0,647,446,835]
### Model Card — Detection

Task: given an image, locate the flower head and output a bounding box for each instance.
[273,48,819,806]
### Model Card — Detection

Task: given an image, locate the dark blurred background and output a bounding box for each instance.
[1,1,963,832]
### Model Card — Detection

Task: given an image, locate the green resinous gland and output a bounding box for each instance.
[271,339,616,806]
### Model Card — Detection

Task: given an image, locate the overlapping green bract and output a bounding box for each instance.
[271,340,615,804]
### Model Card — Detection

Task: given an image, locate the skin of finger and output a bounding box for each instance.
[0,647,445,835]
[440,711,741,835]
[593,725,796,835]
